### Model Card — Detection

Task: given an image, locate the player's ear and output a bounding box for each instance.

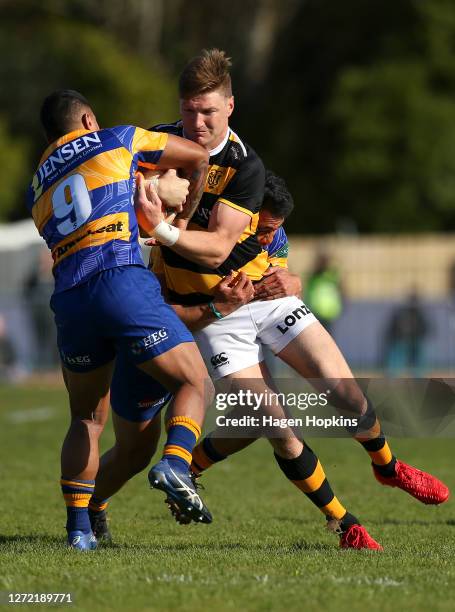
[226,96,234,117]
[82,112,99,131]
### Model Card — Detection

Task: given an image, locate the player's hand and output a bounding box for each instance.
[135,172,164,235]
[254,267,302,300]
[156,169,189,211]
[212,271,255,317]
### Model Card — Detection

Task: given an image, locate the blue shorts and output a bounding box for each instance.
[111,354,173,422]
[50,265,194,372]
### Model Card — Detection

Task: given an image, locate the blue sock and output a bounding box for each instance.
[60,478,95,534]
[163,417,201,471]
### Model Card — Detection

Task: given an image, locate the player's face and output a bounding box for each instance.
[256,210,284,246]
[180,90,234,151]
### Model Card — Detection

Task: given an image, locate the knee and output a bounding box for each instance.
[204,378,215,407]
[70,416,106,439]
[331,381,366,414]
[183,374,215,408]
[271,436,303,460]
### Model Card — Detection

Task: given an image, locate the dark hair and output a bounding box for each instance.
[262,170,294,219]
[40,89,92,141]
[179,48,232,99]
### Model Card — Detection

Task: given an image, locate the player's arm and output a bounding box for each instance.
[155,134,208,222]
[132,128,208,229]
[140,197,252,267]
[166,153,265,266]
[154,270,254,332]
[171,271,254,331]
[139,147,264,267]
[168,203,251,268]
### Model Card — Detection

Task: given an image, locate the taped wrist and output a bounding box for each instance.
[152,220,180,246]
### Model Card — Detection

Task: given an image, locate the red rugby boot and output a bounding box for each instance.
[373,460,449,505]
[340,524,383,551]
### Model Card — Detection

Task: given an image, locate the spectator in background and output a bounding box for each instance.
[383,290,430,377]
[23,246,58,370]
[304,251,344,334]
[0,314,16,381]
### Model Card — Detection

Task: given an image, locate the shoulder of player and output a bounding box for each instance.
[268,226,289,254]
[276,225,288,240]
[216,129,264,172]
[147,120,183,136]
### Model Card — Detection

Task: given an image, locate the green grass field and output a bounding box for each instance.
[1,383,454,611]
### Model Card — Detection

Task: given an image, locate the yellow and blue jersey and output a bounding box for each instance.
[264,226,289,269]
[27,126,168,294]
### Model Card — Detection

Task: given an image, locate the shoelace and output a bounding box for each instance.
[343,525,362,547]
[396,464,433,490]
[189,472,205,491]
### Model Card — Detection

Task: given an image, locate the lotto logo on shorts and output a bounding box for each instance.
[276,303,312,335]
[210,352,229,369]
[131,328,169,355]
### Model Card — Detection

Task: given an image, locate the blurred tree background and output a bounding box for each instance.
[2,0,455,232]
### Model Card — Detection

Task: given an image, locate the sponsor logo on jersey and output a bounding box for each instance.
[131,328,169,355]
[276,303,312,335]
[210,352,229,369]
[52,213,130,265]
[34,132,102,193]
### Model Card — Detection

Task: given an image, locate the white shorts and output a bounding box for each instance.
[193,296,317,380]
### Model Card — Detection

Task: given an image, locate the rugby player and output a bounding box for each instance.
[91,170,382,550]
[152,48,448,518]
[92,49,448,550]
[27,90,215,550]
[254,170,301,300]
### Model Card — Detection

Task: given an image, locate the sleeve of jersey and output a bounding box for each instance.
[131,127,169,169]
[267,227,289,269]
[217,153,265,217]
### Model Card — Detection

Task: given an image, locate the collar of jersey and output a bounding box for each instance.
[40,128,95,163]
[208,128,231,157]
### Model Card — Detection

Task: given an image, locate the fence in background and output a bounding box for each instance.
[1,221,454,377]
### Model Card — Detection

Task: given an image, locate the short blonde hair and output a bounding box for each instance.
[179,48,232,99]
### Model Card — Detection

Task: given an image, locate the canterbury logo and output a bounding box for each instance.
[210,352,229,369]
[170,469,203,510]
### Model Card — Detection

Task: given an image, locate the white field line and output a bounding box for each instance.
[330,576,404,587]
[6,407,55,424]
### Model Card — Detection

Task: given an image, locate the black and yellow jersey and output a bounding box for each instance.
[149,121,266,305]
